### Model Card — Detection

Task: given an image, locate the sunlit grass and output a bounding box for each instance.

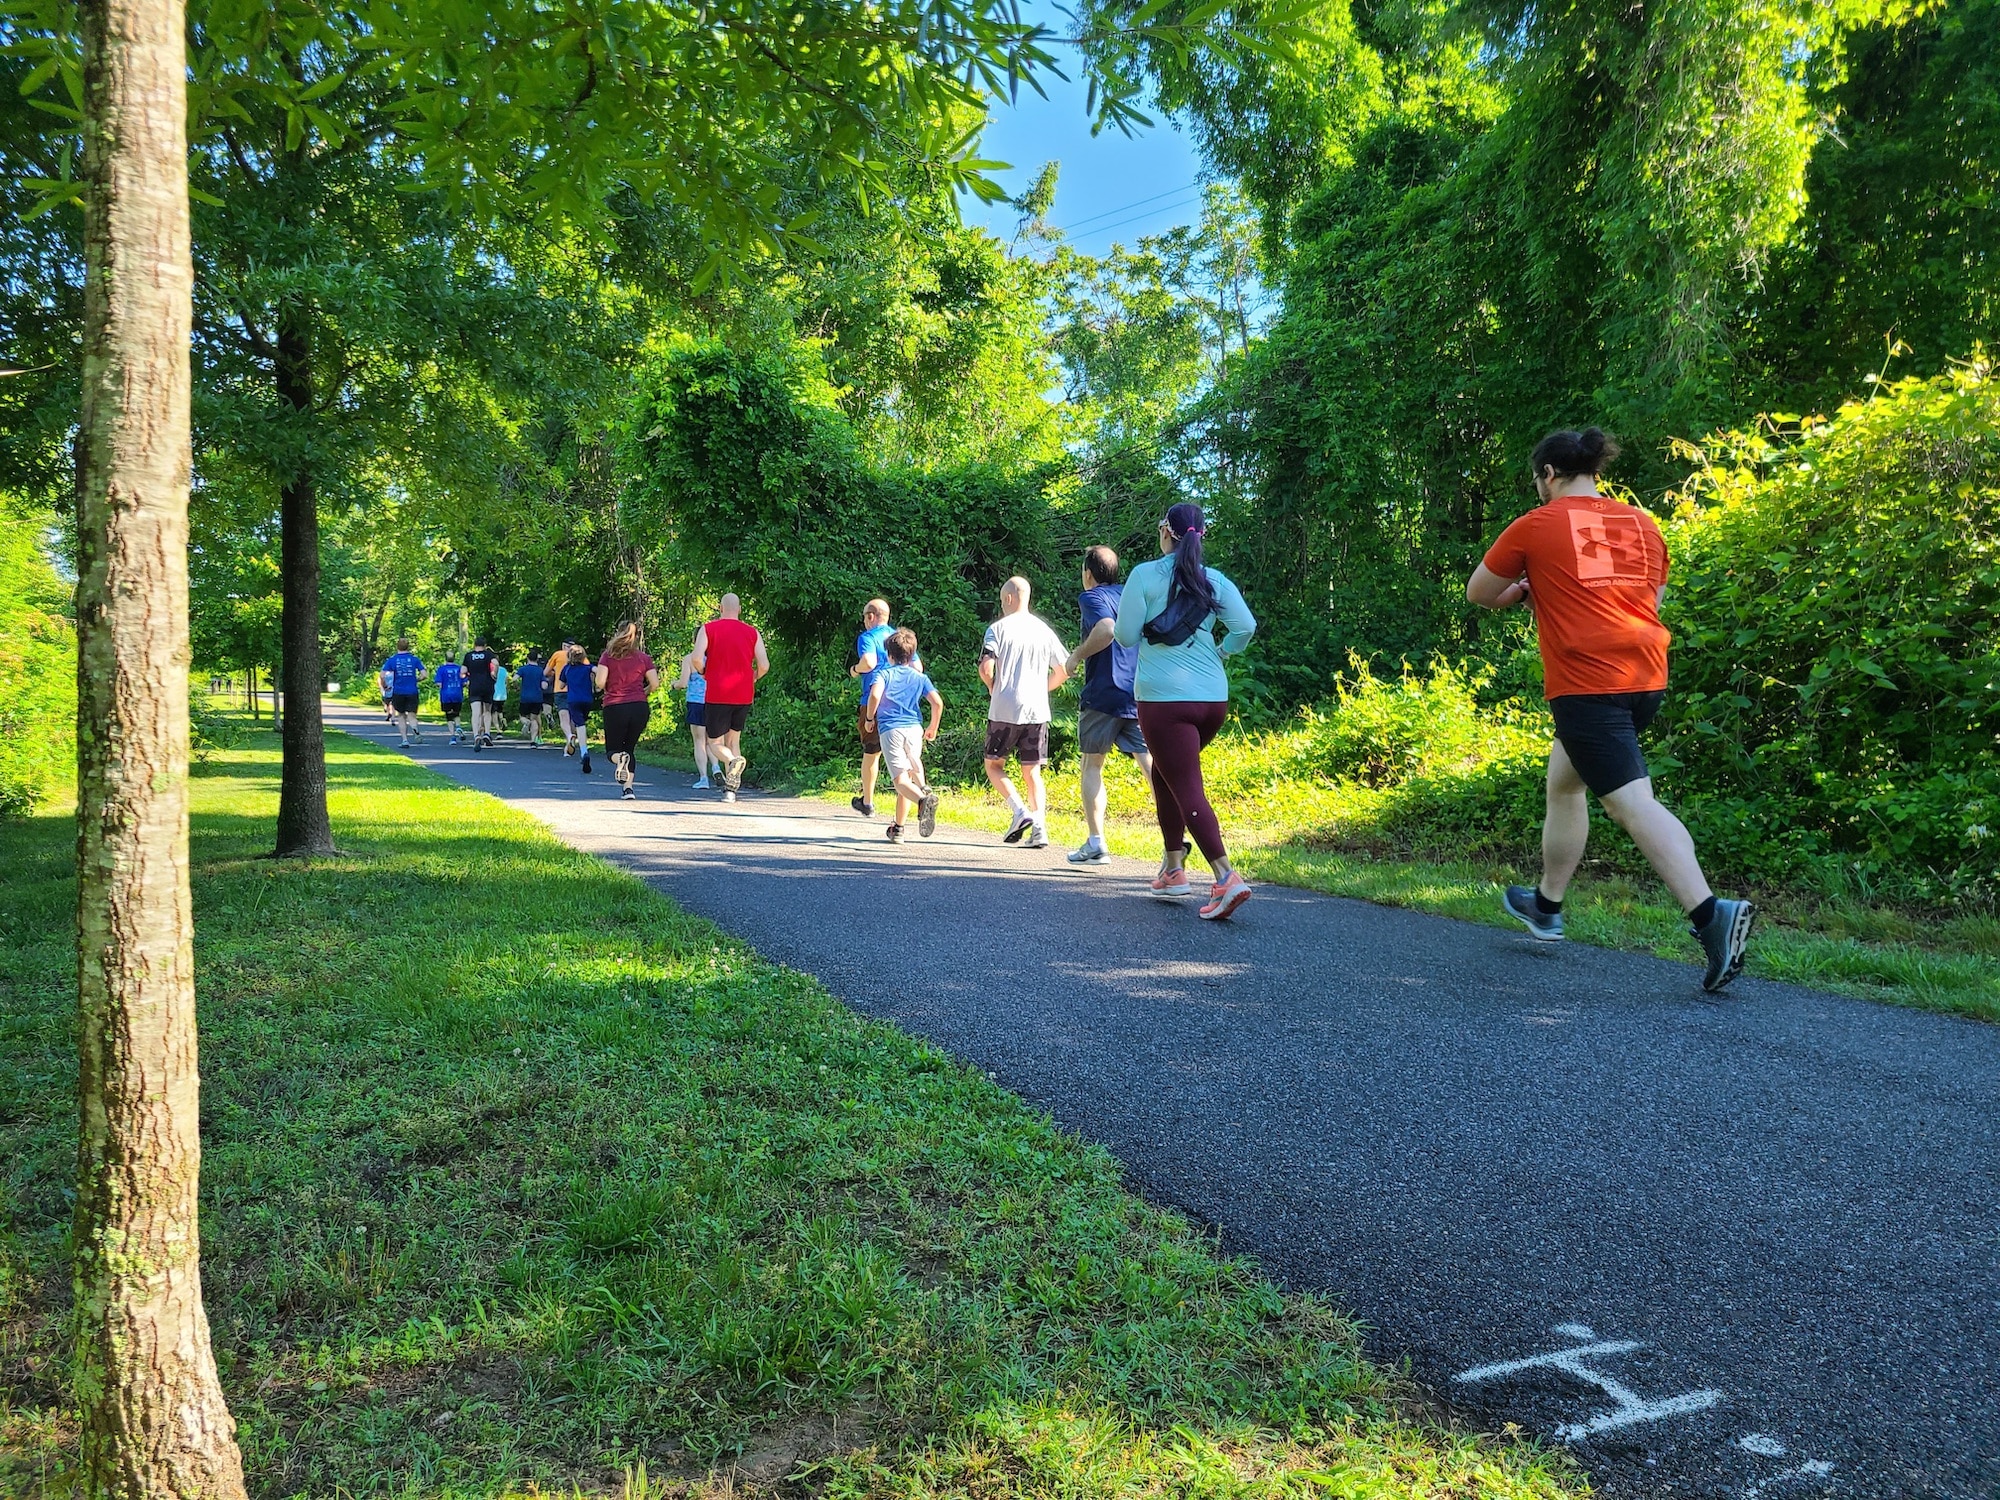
[0,731,1586,1498]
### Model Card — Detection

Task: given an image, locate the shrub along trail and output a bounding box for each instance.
[322,702,2000,1500]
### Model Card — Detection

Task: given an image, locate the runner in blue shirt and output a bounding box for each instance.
[1062,546,1154,863]
[516,652,547,746]
[847,598,895,816]
[382,638,426,746]
[862,627,944,840]
[560,645,595,774]
[434,659,466,743]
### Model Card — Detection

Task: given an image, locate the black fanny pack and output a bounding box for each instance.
[1143,586,1212,648]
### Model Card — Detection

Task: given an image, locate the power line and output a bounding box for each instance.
[1053,182,1204,234]
[1062,191,1206,243]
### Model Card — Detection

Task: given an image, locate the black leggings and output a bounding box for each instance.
[1134,700,1229,863]
[602,701,650,763]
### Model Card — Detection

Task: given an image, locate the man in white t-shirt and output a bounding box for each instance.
[979,575,1070,849]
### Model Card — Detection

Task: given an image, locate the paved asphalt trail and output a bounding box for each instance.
[328,704,2000,1500]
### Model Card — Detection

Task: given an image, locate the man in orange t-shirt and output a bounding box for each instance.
[1467,426,1753,993]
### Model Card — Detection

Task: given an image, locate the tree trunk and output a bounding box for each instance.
[272,300,333,856]
[73,0,249,1489]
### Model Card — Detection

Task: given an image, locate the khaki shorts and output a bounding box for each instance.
[882,725,926,780]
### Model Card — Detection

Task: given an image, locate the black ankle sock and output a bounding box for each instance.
[1534,888,1563,915]
[1688,895,1718,929]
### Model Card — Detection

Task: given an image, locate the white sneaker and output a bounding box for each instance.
[1025,824,1049,849]
[1002,809,1033,844]
[1068,840,1108,864]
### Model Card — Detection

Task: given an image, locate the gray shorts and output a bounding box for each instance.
[1078,708,1147,758]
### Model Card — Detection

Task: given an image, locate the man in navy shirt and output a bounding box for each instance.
[434,659,466,743]
[1063,546,1153,863]
[516,652,547,745]
[382,638,426,746]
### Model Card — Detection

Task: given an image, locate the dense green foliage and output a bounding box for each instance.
[0,495,73,819]
[1657,362,2000,898]
[0,736,1584,1496]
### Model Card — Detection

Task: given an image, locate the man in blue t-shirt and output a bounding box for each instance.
[434,659,466,742]
[863,626,944,841]
[846,598,896,816]
[515,652,547,745]
[382,637,426,746]
[1063,546,1153,864]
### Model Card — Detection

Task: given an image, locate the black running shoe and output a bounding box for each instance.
[581,754,592,774]
[886,822,904,842]
[851,796,874,816]
[1696,898,1755,993]
[1502,885,1564,941]
[621,786,636,801]
[918,790,939,838]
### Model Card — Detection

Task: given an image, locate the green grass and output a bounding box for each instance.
[0,731,1585,1499]
[799,738,1999,1024]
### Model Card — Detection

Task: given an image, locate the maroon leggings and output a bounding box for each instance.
[1135,700,1230,863]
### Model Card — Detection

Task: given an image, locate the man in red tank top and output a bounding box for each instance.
[691,593,768,799]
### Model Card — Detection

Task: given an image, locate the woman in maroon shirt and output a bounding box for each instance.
[593,621,662,801]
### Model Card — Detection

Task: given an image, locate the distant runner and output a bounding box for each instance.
[692,594,768,802]
[464,634,499,750]
[594,620,660,801]
[493,659,510,739]
[516,652,547,745]
[378,661,396,722]
[433,656,466,744]
[848,598,895,816]
[673,652,718,788]
[863,627,943,842]
[1064,546,1153,864]
[560,644,595,775]
[552,639,579,753]
[383,638,425,746]
[1468,425,1754,992]
[1113,504,1257,920]
[979,576,1069,850]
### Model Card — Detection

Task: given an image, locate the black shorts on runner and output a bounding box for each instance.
[391,692,418,714]
[984,719,1049,765]
[706,702,750,735]
[441,700,462,721]
[519,699,543,717]
[1549,690,1666,797]
[857,699,881,754]
[468,690,494,704]
[684,701,706,729]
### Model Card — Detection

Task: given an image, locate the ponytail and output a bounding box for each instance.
[1164,502,1218,616]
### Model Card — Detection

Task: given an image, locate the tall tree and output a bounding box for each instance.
[71,0,246,1488]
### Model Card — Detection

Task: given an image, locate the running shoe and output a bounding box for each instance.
[1067,840,1108,864]
[1501,885,1565,941]
[612,751,632,784]
[1025,824,1049,849]
[886,822,904,842]
[1150,866,1192,898]
[1695,898,1756,993]
[1002,809,1033,844]
[621,786,636,801]
[411,734,424,744]
[917,790,939,838]
[1199,871,1252,921]
[692,776,711,790]
[580,753,592,774]
[851,796,874,816]
[474,738,484,753]
[722,753,745,793]
[722,790,736,803]
[564,742,575,757]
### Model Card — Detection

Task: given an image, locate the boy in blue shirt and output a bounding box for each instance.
[434,659,466,743]
[382,638,426,746]
[862,627,943,841]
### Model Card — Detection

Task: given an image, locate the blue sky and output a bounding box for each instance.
[960,25,1206,255]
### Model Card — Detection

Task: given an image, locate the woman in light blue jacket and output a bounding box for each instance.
[1112,502,1257,919]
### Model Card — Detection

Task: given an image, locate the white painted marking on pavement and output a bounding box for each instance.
[1739,1433,1787,1457]
[1743,1458,1836,1498]
[1453,1324,1722,1443]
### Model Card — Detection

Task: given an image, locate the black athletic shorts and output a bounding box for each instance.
[984,719,1049,765]
[441,700,462,721]
[706,702,750,735]
[1549,690,1666,797]
[520,699,543,717]
[391,692,418,714]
